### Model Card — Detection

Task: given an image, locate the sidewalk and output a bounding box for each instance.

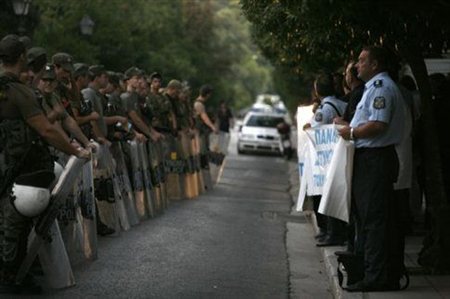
[287,160,450,299]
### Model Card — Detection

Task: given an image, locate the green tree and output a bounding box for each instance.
[30,0,273,111]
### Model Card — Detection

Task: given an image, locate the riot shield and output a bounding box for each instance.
[147,140,163,213]
[38,220,75,289]
[181,131,196,199]
[186,132,199,198]
[16,156,86,285]
[156,138,169,210]
[129,140,148,220]
[80,160,98,260]
[111,142,140,226]
[58,172,86,266]
[99,145,131,232]
[193,132,206,193]
[164,134,183,201]
[208,133,225,184]
[137,142,155,218]
[199,133,213,191]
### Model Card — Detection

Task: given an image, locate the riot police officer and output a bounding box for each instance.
[0,35,89,294]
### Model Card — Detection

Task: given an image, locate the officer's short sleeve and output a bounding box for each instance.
[194,101,205,115]
[124,93,138,113]
[320,105,335,124]
[368,88,393,124]
[52,94,69,119]
[83,90,103,115]
[10,83,43,119]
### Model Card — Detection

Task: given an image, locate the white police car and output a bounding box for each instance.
[237,112,287,154]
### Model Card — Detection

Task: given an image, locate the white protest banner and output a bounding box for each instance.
[306,124,339,195]
[296,124,338,210]
[296,124,354,222]
[318,137,354,222]
[295,106,313,211]
[295,107,313,180]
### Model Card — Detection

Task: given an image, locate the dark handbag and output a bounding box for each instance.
[336,251,364,288]
[336,251,410,290]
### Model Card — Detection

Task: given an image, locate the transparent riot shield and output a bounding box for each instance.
[97,145,131,232]
[80,160,98,260]
[193,132,206,193]
[181,131,196,199]
[37,220,75,289]
[165,134,183,201]
[159,136,172,208]
[58,173,85,266]
[16,156,86,285]
[208,133,225,185]
[147,140,163,213]
[137,142,155,218]
[111,142,140,226]
[129,140,149,220]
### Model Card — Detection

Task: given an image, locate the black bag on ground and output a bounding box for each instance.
[335,251,410,291]
[336,251,364,288]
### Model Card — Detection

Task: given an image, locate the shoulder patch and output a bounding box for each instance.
[314,111,323,122]
[373,96,386,109]
[374,80,383,88]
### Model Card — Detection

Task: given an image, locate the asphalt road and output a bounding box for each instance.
[19,128,329,299]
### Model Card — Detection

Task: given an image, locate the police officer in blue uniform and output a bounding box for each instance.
[338,46,406,291]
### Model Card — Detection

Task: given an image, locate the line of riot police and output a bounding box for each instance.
[0,34,221,295]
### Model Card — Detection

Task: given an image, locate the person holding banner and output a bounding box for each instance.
[338,46,406,292]
[307,73,348,247]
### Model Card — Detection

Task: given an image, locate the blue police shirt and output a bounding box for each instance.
[311,96,347,127]
[350,72,405,148]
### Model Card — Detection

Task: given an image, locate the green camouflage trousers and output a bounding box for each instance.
[0,192,33,282]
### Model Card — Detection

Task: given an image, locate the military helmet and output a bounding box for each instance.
[12,184,51,217]
[11,170,55,217]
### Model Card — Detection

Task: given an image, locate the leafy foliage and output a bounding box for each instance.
[240,0,450,104]
[1,0,274,109]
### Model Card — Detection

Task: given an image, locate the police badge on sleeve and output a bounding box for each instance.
[373,97,385,109]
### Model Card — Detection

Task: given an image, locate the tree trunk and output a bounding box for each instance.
[400,43,450,273]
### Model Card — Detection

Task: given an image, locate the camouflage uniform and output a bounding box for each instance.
[147,92,173,132]
[0,72,54,286]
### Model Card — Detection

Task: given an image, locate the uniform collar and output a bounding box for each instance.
[321,95,337,103]
[364,72,388,89]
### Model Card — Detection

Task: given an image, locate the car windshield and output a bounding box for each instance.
[245,115,284,128]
